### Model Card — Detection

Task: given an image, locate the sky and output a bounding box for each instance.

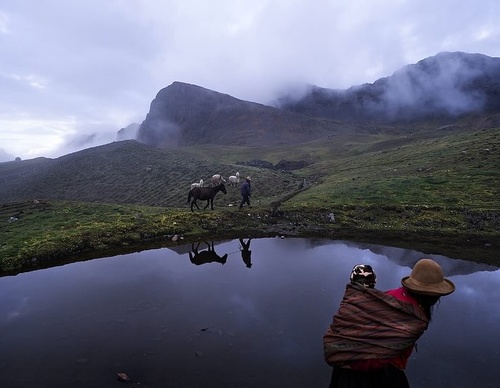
[1,0,499,161]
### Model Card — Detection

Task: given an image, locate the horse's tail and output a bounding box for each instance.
[187,190,193,203]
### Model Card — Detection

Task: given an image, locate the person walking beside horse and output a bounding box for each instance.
[239,176,252,209]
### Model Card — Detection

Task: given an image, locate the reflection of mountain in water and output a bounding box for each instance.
[303,238,498,274]
[346,241,499,275]
[296,238,499,274]
[166,238,498,275]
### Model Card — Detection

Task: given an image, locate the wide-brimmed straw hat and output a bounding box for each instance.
[401,258,455,296]
[246,176,251,181]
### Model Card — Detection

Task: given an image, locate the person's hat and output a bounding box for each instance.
[401,258,455,296]
[246,176,251,181]
[350,264,376,288]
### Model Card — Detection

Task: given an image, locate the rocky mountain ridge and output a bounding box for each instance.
[278,51,500,121]
[136,52,500,148]
[136,82,357,147]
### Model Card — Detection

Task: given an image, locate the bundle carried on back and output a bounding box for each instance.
[323,282,429,366]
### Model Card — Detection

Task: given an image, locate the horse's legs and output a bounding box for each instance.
[203,199,210,210]
[191,199,200,212]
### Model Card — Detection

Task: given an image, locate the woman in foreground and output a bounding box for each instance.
[323,259,455,388]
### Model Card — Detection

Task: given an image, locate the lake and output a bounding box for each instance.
[0,237,498,387]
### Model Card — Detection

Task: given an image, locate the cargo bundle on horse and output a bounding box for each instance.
[187,183,227,211]
[211,174,226,186]
[190,179,204,190]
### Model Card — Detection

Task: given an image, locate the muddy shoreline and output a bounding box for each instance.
[5,211,498,277]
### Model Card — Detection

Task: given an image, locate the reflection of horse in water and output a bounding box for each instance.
[239,238,252,268]
[189,241,228,265]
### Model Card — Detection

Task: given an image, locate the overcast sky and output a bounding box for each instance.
[1,0,499,160]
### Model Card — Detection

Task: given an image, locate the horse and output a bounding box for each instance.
[228,172,240,187]
[211,174,226,186]
[190,179,204,190]
[189,241,228,265]
[187,183,227,211]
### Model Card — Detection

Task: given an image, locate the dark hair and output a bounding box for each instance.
[408,292,441,321]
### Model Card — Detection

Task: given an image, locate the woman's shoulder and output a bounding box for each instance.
[386,287,418,305]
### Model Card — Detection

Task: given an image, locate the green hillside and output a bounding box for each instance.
[1,127,499,274]
[286,128,500,208]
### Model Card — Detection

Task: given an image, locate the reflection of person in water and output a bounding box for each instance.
[239,238,252,268]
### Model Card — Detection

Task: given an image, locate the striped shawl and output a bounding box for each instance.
[323,282,429,366]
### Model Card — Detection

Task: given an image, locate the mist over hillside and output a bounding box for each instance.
[0,149,15,163]
[134,52,500,149]
[136,82,350,147]
[277,52,500,122]
[117,123,140,140]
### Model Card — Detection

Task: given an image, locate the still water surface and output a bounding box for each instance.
[0,238,499,387]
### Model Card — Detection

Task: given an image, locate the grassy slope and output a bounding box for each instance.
[284,128,500,208]
[0,141,300,208]
[1,127,499,274]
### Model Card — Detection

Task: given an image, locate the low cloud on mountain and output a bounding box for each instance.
[278,52,500,122]
[0,148,15,163]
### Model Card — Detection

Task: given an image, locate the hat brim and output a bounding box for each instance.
[401,276,455,296]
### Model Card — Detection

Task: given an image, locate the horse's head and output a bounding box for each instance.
[219,183,227,194]
[220,254,228,265]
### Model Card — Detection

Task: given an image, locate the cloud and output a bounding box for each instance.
[1,0,500,159]
[0,147,14,162]
[372,52,491,118]
[137,118,182,147]
[0,10,9,34]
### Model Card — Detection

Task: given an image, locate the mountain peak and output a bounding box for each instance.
[135,52,500,148]
[136,82,343,147]
[279,51,500,121]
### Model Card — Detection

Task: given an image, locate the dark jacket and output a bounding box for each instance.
[240,180,251,196]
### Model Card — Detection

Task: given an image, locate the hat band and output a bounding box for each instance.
[402,276,455,295]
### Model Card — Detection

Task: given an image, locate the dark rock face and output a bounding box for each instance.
[274,160,310,171]
[236,159,310,171]
[277,52,500,122]
[135,53,500,148]
[236,159,274,169]
[135,82,347,147]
